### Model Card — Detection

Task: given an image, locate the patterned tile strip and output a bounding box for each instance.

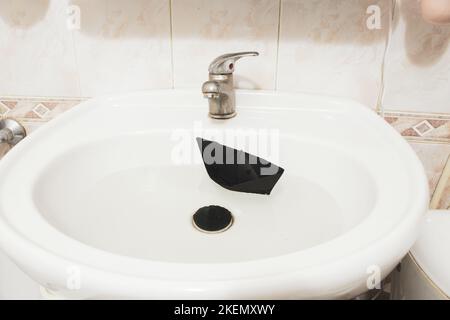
[384,111,450,207]
[0,97,84,159]
[383,111,450,144]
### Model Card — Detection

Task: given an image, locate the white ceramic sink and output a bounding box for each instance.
[0,90,428,299]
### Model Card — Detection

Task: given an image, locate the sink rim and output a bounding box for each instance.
[0,89,429,298]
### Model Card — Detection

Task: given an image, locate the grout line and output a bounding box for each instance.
[376,0,396,115]
[274,0,282,91]
[169,0,175,89]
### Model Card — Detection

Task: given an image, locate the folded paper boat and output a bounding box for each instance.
[196,137,284,195]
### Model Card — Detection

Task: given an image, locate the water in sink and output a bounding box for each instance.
[33,133,376,263]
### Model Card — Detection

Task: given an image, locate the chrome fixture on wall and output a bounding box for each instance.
[202,51,258,119]
[0,118,26,152]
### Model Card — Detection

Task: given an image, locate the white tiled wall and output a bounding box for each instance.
[0,0,449,113]
[277,0,390,108]
[0,0,79,97]
[383,0,450,113]
[71,0,172,96]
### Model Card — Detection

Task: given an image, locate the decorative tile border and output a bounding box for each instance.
[384,111,450,210]
[383,111,450,144]
[0,97,84,122]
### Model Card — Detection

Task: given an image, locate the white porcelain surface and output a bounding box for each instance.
[0,0,80,97]
[391,252,447,300]
[0,90,428,299]
[277,0,391,108]
[171,0,279,90]
[410,210,450,297]
[0,249,41,300]
[383,0,450,113]
[71,0,172,96]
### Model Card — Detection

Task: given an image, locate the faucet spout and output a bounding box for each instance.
[202,81,221,99]
[0,128,12,144]
[202,77,235,119]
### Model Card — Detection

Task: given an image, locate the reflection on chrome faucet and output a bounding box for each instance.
[202,52,258,119]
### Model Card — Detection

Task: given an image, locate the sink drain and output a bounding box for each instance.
[192,205,233,233]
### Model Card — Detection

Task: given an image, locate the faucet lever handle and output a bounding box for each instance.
[208,51,259,75]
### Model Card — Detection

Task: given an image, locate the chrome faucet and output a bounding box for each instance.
[202,52,259,119]
[0,118,26,157]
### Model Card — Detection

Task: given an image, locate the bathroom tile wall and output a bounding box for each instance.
[0,0,392,107]
[383,0,450,114]
[0,0,173,98]
[277,0,390,108]
[0,0,448,115]
[0,0,79,97]
[171,0,280,90]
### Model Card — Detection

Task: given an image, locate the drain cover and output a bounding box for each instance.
[192,205,233,233]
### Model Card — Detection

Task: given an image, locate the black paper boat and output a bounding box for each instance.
[196,137,284,195]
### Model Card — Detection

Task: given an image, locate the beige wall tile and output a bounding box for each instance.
[71,0,172,96]
[277,0,390,108]
[409,142,450,198]
[383,0,450,113]
[384,111,450,143]
[171,0,280,90]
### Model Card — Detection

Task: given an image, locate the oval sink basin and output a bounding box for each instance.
[0,90,428,299]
